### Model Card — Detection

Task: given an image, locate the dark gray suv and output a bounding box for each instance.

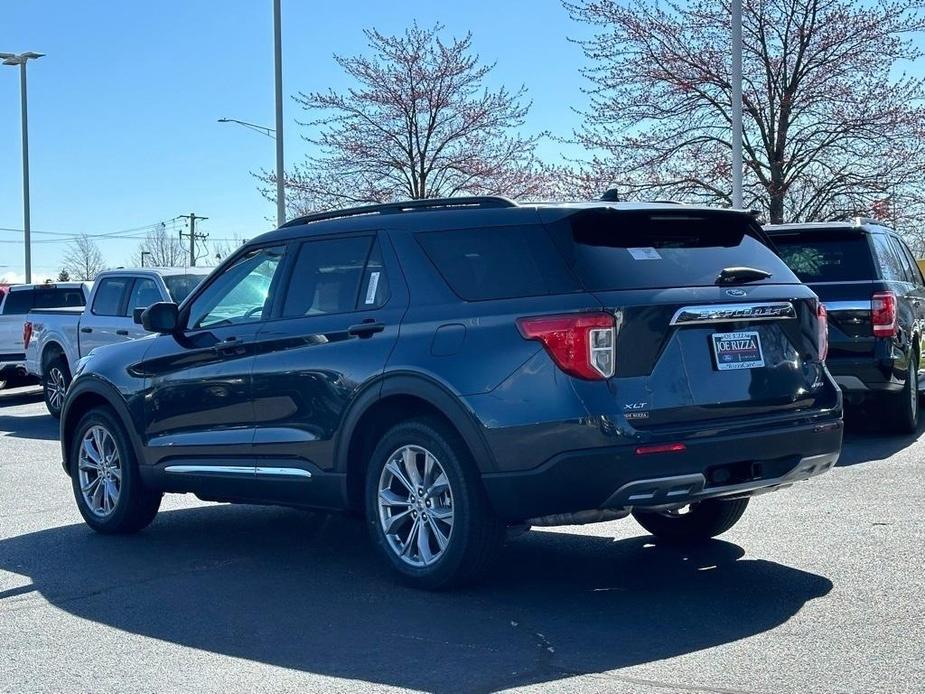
[60,198,842,588]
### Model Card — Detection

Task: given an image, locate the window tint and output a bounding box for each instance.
[898,240,924,285]
[771,232,875,283]
[127,278,162,313]
[889,236,919,284]
[187,246,285,329]
[33,287,86,309]
[282,236,373,317]
[870,234,905,281]
[92,278,131,316]
[547,209,796,291]
[163,274,206,303]
[1,291,31,315]
[416,225,579,301]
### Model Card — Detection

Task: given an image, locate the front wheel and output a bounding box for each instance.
[632,497,750,543]
[70,406,161,533]
[365,417,504,590]
[43,358,71,418]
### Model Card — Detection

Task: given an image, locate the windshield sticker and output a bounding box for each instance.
[627,247,662,260]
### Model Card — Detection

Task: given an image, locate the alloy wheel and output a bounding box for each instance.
[377,445,455,567]
[77,425,122,517]
[47,367,67,412]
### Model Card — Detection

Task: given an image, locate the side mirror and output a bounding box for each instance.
[132,307,145,325]
[141,302,179,334]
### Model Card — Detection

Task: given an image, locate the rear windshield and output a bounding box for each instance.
[769,232,874,283]
[1,286,86,315]
[164,274,207,303]
[416,225,579,300]
[546,209,797,291]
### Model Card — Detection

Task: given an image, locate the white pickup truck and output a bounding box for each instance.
[0,282,90,391]
[24,267,210,416]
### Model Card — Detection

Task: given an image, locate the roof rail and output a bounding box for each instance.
[279,196,518,229]
[600,188,620,202]
[854,216,892,228]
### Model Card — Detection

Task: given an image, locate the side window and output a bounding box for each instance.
[187,246,285,330]
[281,236,374,317]
[871,234,905,282]
[1,291,32,315]
[91,278,132,316]
[896,238,924,285]
[127,278,163,314]
[889,237,917,284]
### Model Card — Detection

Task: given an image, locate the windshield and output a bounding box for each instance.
[164,274,207,303]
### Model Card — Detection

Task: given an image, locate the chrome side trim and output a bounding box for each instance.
[255,467,312,479]
[164,465,254,475]
[669,302,795,326]
[824,300,871,312]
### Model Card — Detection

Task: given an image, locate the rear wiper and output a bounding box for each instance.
[715,266,773,285]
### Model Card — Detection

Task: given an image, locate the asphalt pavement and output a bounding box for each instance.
[0,385,922,693]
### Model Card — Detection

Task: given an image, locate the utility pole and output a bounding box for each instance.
[178,213,209,267]
[273,0,286,227]
[1,51,44,283]
[730,0,744,209]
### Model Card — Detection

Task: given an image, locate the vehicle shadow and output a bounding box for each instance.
[838,404,925,467]
[0,505,832,691]
[0,386,43,408]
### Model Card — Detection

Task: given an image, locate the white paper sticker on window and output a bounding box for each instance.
[627,247,662,260]
[365,272,381,304]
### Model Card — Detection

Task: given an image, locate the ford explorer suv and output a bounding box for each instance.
[765,220,924,432]
[59,198,842,589]
[25,268,209,416]
[0,282,89,390]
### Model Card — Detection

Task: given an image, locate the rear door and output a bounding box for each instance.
[248,232,408,503]
[542,207,829,427]
[81,276,133,355]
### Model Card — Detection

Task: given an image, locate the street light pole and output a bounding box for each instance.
[1,51,44,283]
[730,0,744,209]
[273,0,286,227]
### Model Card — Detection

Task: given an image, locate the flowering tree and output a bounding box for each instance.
[564,0,925,225]
[264,23,551,214]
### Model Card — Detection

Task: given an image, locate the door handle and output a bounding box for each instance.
[347,321,385,338]
[213,336,246,355]
[116,329,129,336]
[80,327,92,333]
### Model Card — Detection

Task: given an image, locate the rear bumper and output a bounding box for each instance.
[481,417,842,522]
[826,355,903,393]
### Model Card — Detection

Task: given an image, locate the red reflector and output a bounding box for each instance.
[23,321,33,350]
[634,442,687,456]
[871,291,897,337]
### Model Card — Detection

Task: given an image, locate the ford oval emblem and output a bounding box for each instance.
[725,288,747,297]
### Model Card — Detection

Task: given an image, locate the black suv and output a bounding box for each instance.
[765,220,925,432]
[60,198,842,588]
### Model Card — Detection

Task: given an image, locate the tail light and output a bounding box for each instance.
[816,302,828,361]
[517,312,615,380]
[871,291,897,337]
[23,321,32,350]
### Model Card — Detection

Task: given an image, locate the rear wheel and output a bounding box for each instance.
[632,497,750,543]
[365,417,504,589]
[43,358,70,418]
[887,353,919,434]
[70,406,161,533]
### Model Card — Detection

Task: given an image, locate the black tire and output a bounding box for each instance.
[43,357,71,419]
[632,497,750,543]
[887,354,919,434]
[365,417,504,590]
[69,406,161,534]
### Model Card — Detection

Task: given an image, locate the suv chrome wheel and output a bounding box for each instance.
[78,425,122,517]
[377,445,454,567]
[47,366,67,412]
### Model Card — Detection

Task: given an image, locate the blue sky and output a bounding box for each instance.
[0,1,592,280]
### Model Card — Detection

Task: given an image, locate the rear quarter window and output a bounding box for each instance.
[547,209,797,290]
[416,225,579,300]
[770,232,875,283]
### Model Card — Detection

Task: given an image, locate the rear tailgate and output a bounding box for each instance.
[542,206,832,427]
